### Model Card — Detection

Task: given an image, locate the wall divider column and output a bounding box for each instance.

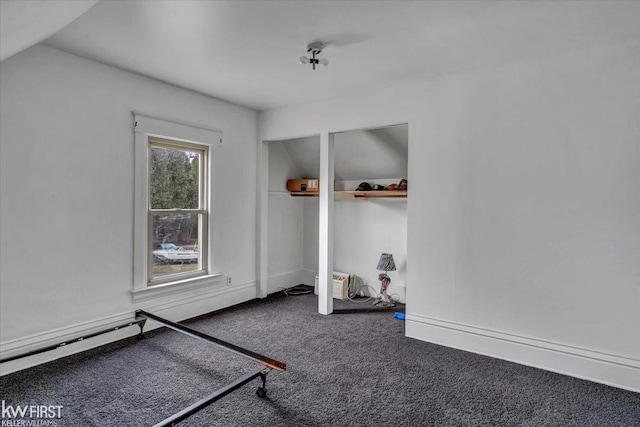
[318,131,334,315]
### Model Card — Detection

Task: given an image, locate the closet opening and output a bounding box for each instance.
[260,123,408,315]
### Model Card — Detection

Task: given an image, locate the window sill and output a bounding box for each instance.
[131,273,223,302]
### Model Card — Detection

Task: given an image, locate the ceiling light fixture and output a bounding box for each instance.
[299,41,328,70]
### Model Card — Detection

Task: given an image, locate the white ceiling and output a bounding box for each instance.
[3,1,640,111]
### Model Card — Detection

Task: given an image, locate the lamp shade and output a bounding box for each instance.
[376,253,396,272]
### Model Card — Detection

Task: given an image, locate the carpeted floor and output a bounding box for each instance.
[1,293,639,426]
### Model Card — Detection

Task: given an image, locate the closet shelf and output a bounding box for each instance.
[335,190,407,200]
[289,190,407,199]
[289,191,319,197]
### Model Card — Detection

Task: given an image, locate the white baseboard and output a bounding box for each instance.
[0,283,257,376]
[406,313,640,392]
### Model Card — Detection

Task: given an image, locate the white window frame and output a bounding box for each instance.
[132,112,222,301]
[147,136,208,286]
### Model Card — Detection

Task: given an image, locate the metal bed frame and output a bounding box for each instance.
[0,310,287,426]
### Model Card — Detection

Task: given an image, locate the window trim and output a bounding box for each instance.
[132,112,222,298]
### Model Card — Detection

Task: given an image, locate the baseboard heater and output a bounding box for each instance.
[0,318,148,364]
[0,310,287,426]
[314,272,349,300]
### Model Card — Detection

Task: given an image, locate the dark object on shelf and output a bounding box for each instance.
[372,184,388,191]
[398,179,407,190]
[356,182,372,191]
[346,190,407,199]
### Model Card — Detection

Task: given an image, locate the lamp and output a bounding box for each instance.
[299,41,329,70]
[375,253,396,307]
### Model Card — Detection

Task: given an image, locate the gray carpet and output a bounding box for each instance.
[1,293,639,426]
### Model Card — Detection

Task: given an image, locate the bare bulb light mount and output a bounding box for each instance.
[299,41,328,70]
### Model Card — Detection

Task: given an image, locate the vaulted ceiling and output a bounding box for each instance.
[2,1,640,111]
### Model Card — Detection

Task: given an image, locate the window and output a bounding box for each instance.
[148,137,208,285]
[133,113,222,299]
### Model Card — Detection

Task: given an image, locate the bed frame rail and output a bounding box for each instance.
[135,309,286,372]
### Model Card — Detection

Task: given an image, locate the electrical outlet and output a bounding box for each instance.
[226,276,232,286]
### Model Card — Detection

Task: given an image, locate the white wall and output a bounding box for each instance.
[331,126,408,299]
[0,45,259,372]
[259,39,640,391]
[266,141,309,292]
[303,198,319,272]
[303,193,408,301]
[333,199,407,300]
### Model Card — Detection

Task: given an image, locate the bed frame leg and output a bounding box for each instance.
[136,313,147,340]
[256,370,268,398]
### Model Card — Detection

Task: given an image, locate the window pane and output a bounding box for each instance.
[151,213,201,281]
[150,146,200,209]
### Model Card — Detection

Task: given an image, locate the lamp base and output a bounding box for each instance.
[374,294,396,308]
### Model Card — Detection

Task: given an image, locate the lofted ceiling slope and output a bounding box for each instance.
[0,0,98,61]
[277,124,408,183]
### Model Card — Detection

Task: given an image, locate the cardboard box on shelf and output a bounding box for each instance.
[287,179,319,193]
